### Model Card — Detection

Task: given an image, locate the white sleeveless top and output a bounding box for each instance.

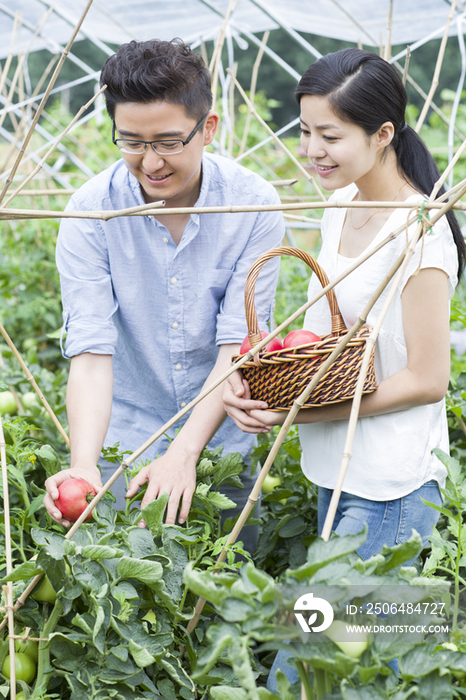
[299,184,458,500]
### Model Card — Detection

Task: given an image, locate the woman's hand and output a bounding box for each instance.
[223,370,285,432]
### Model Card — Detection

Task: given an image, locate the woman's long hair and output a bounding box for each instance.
[296,48,465,279]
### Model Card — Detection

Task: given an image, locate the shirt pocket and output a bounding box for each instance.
[197,268,234,325]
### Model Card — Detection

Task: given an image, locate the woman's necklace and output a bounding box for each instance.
[349,182,406,230]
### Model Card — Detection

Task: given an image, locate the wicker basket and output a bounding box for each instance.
[232,246,378,411]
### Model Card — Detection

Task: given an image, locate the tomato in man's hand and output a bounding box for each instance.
[54,478,97,522]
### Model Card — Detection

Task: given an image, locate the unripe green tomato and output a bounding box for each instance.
[15,637,38,663]
[324,619,369,658]
[2,652,36,683]
[0,391,17,416]
[21,391,39,410]
[262,474,282,494]
[16,693,26,700]
[31,574,57,604]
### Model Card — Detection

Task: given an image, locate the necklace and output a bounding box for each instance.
[349,183,406,230]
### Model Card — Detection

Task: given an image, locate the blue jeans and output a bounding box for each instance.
[266,480,442,694]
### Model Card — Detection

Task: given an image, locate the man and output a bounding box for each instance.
[43,39,284,553]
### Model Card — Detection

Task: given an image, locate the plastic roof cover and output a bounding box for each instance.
[0,0,465,60]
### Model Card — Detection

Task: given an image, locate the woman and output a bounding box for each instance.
[223,48,465,687]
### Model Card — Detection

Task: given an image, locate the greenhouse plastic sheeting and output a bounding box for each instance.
[0,0,464,59]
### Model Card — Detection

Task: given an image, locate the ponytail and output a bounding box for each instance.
[395,125,465,279]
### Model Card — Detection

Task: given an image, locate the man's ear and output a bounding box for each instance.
[376,121,395,149]
[203,111,219,145]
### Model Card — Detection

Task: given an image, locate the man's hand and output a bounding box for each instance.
[44,465,102,527]
[126,449,197,527]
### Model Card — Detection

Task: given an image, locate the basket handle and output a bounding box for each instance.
[244,246,347,347]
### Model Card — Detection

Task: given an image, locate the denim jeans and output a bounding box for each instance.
[99,457,261,557]
[266,480,442,694]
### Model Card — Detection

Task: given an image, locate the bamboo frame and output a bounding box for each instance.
[0,0,95,205]
[238,31,269,157]
[1,416,17,697]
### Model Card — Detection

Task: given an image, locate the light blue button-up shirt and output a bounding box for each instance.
[57,153,284,462]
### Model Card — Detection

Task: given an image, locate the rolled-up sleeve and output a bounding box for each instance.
[57,202,118,359]
[215,188,284,345]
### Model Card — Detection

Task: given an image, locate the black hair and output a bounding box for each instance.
[296,48,465,279]
[100,38,212,122]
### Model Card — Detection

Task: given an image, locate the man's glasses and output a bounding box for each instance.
[112,113,209,156]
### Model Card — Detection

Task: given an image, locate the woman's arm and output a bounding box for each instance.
[223,267,451,430]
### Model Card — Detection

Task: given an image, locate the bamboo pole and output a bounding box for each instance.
[402,46,411,87]
[0,0,95,205]
[415,0,457,133]
[2,86,106,208]
[3,197,466,223]
[209,0,238,102]
[227,68,327,203]
[227,61,237,156]
[1,417,17,698]
[0,321,70,448]
[239,31,269,157]
[384,0,393,61]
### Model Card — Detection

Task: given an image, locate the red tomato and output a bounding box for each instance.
[240,331,283,354]
[54,478,97,523]
[283,330,321,349]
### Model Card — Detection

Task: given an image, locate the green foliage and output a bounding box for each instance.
[0,418,254,699]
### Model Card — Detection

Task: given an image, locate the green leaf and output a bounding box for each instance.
[287,529,368,580]
[376,532,423,572]
[1,561,41,582]
[35,444,61,478]
[129,639,156,668]
[192,623,238,678]
[207,491,238,510]
[278,516,307,538]
[342,685,386,700]
[117,557,163,586]
[433,448,463,487]
[215,452,244,485]
[183,562,229,607]
[140,493,170,534]
[210,689,247,700]
[81,544,123,560]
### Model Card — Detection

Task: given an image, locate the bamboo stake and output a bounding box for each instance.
[0,0,95,205]
[402,47,411,87]
[228,68,327,203]
[239,31,269,157]
[415,0,457,133]
[384,0,393,61]
[2,86,106,208]
[3,197,466,223]
[1,417,17,698]
[209,0,238,102]
[0,321,70,448]
[227,61,237,156]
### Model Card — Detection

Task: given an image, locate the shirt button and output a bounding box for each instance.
[180,401,187,408]
[171,277,177,284]
[175,363,181,370]
[163,237,168,243]
[172,322,179,329]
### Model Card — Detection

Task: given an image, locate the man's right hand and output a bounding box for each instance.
[44,465,102,527]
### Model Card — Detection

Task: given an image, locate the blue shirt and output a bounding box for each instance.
[57,153,285,462]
